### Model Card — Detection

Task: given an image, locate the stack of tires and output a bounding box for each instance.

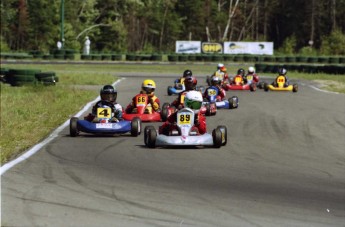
[0,68,59,86]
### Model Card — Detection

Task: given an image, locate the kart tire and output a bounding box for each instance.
[167,86,173,96]
[144,126,155,146]
[131,117,142,137]
[216,125,227,146]
[258,81,265,89]
[147,128,157,148]
[293,84,298,92]
[161,107,169,122]
[228,96,238,109]
[212,128,222,148]
[205,103,211,116]
[250,83,257,92]
[264,83,269,92]
[70,117,79,137]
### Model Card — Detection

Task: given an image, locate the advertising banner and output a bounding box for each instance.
[202,42,223,53]
[175,41,201,53]
[224,42,273,55]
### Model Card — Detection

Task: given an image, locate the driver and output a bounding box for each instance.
[211,63,229,84]
[273,67,290,87]
[204,76,226,102]
[170,76,198,109]
[174,69,193,87]
[243,66,259,84]
[230,68,245,85]
[85,84,123,122]
[125,79,161,114]
[159,90,206,135]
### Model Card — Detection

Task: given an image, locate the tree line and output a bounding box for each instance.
[1,0,344,55]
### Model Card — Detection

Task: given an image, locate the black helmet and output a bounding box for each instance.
[237,68,245,76]
[100,85,117,102]
[183,69,193,78]
[278,68,287,75]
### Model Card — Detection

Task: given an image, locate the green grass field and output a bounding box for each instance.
[1,63,344,165]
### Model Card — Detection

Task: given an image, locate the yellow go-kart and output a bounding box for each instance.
[264,75,298,92]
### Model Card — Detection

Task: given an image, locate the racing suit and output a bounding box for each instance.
[125,92,161,114]
[203,85,226,102]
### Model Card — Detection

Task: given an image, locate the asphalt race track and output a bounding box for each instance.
[1,73,345,227]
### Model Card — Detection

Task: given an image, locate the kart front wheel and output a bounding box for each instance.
[293,84,298,92]
[147,128,157,148]
[250,83,257,92]
[144,126,155,146]
[70,117,79,137]
[229,96,239,109]
[264,82,269,92]
[167,86,173,96]
[216,125,227,146]
[212,128,222,148]
[131,117,142,137]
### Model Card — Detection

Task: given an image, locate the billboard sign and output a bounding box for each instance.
[224,42,273,55]
[176,41,201,53]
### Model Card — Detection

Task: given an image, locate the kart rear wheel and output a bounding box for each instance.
[216,125,227,146]
[257,81,265,89]
[250,83,257,92]
[144,126,155,146]
[293,84,298,92]
[167,86,173,96]
[205,103,211,116]
[212,128,222,148]
[147,128,157,148]
[228,96,239,109]
[70,117,79,137]
[131,117,142,137]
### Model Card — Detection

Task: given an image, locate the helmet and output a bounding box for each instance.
[217,63,224,70]
[211,76,221,86]
[248,66,255,74]
[278,68,287,75]
[141,79,156,95]
[184,90,203,113]
[237,68,245,76]
[184,76,197,90]
[100,85,117,102]
[183,69,193,78]
[220,66,227,72]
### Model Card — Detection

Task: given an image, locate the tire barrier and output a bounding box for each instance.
[0,68,59,86]
[254,63,345,75]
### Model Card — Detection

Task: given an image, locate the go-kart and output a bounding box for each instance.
[264,75,298,92]
[70,101,141,137]
[203,86,239,114]
[122,93,163,122]
[223,75,257,92]
[144,108,227,148]
[167,78,186,96]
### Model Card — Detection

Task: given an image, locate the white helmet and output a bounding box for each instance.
[217,63,224,69]
[248,66,255,74]
[184,91,203,113]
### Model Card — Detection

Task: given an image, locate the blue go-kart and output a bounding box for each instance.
[203,86,239,110]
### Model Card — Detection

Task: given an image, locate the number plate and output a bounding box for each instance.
[177,112,192,125]
[97,107,112,118]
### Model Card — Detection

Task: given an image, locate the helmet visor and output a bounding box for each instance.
[185,100,202,110]
[142,87,155,94]
[101,93,117,102]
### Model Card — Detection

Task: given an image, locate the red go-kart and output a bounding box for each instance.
[223,75,257,92]
[123,93,162,122]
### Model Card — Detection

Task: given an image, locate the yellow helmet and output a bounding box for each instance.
[141,79,156,95]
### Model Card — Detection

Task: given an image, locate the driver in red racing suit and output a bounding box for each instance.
[159,90,206,135]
